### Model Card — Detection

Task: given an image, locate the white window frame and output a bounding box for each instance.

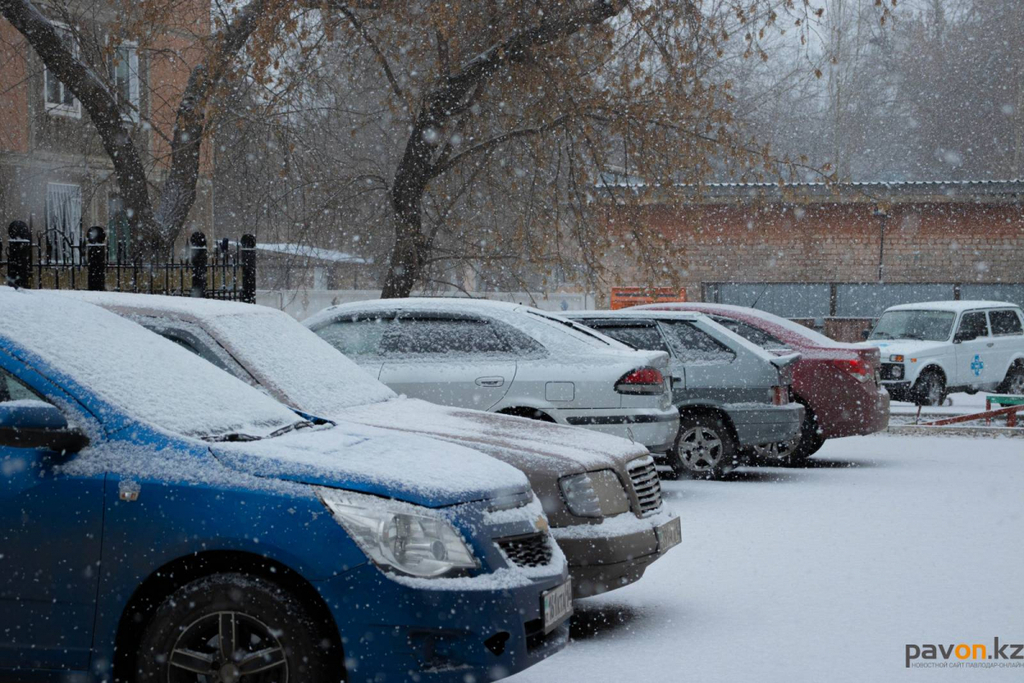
[108,40,140,121]
[45,182,83,263]
[42,21,81,118]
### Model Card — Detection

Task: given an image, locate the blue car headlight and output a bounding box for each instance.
[316,488,479,578]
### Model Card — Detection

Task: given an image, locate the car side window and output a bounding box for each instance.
[989,310,1024,336]
[955,312,989,341]
[709,316,788,350]
[381,318,513,357]
[316,318,393,358]
[0,369,50,405]
[586,322,670,353]
[660,321,737,364]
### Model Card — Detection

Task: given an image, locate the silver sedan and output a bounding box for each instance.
[305,298,680,453]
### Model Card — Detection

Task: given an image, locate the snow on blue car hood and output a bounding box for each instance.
[210,419,530,508]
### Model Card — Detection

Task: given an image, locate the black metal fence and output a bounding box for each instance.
[1,221,256,303]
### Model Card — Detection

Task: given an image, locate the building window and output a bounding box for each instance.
[46,183,82,262]
[43,23,80,117]
[107,194,131,262]
[109,44,139,120]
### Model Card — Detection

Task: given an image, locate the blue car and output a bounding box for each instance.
[0,288,572,682]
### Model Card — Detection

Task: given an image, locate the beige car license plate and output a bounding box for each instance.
[656,517,682,551]
[542,579,573,632]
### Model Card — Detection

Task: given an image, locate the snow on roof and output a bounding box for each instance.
[0,287,300,440]
[885,300,1019,313]
[565,309,704,321]
[252,242,371,264]
[57,291,396,414]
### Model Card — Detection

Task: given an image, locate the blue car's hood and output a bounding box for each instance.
[210,420,530,508]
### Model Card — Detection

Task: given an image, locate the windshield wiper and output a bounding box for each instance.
[871,332,893,339]
[268,420,315,438]
[204,432,261,443]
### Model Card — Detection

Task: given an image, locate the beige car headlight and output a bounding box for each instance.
[317,488,479,578]
[559,470,631,518]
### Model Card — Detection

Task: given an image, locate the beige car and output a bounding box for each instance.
[62,291,682,598]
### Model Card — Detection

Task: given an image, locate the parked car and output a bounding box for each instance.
[305,298,681,453]
[0,288,571,682]
[64,291,682,599]
[636,302,890,460]
[865,300,1024,404]
[564,310,805,476]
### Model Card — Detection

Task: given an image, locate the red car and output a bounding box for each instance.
[637,303,890,461]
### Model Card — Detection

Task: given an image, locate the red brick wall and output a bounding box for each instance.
[0,20,30,155]
[602,201,1024,300]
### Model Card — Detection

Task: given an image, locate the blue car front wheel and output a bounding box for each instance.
[135,573,336,683]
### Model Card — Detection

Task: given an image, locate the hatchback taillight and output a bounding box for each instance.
[771,386,789,406]
[615,367,666,395]
[830,358,872,382]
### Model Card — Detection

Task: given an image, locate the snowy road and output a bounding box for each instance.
[511,435,1024,682]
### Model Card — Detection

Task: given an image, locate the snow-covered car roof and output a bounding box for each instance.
[637,302,847,348]
[1,288,302,440]
[58,290,397,414]
[883,300,1019,313]
[567,309,704,321]
[563,308,786,364]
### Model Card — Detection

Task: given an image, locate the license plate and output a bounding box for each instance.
[542,579,573,633]
[656,517,682,551]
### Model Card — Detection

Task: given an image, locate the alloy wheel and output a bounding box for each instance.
[753,438,797,462]
[678,426,724,472]
[168,611,288,683]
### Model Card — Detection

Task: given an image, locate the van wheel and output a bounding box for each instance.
[912,370,946,407]
[1000,364,1024,395]
[669,413,737,480]
[135,573,334,682]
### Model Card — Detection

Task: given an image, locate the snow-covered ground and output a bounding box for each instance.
[511,434,1024,682]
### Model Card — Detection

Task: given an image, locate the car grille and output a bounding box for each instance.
[627,458,663,516]
[498,533,553,568]
[880,362,904,381]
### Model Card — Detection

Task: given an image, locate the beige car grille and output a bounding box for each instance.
[628,458,664,516]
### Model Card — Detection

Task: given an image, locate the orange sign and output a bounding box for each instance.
[610,287,687,310]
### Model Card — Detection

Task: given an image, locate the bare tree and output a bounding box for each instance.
[0,0,288,256]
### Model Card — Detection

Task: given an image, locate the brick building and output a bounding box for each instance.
[0,3,214,261]
[601,180,1024,330]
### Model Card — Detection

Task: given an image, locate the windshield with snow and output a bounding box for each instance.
[204,311,397,417]
[2,293,303,440]
[869,310,956,342]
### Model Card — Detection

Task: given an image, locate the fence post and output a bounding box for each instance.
[6,220,31,289]
[190,230,207,298]
[240,234,256,304]
[86,226,106,291]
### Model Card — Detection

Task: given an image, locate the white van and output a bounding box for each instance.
[866,301,1024,405]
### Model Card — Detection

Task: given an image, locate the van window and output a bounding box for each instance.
[989,310,1024,336]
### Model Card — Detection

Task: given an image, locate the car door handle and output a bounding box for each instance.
[476,377,505,388]
[986,343,995,347]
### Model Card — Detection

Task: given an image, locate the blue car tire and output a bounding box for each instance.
[135,573,337,682]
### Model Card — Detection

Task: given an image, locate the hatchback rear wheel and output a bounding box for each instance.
[135,573,334,683]
[669,413,737,480]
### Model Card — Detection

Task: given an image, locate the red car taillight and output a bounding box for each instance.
[829,358,873,382]
[771,386,789,405]
[615,367,666,395]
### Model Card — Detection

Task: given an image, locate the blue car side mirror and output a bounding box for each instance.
[0,401,90,453]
